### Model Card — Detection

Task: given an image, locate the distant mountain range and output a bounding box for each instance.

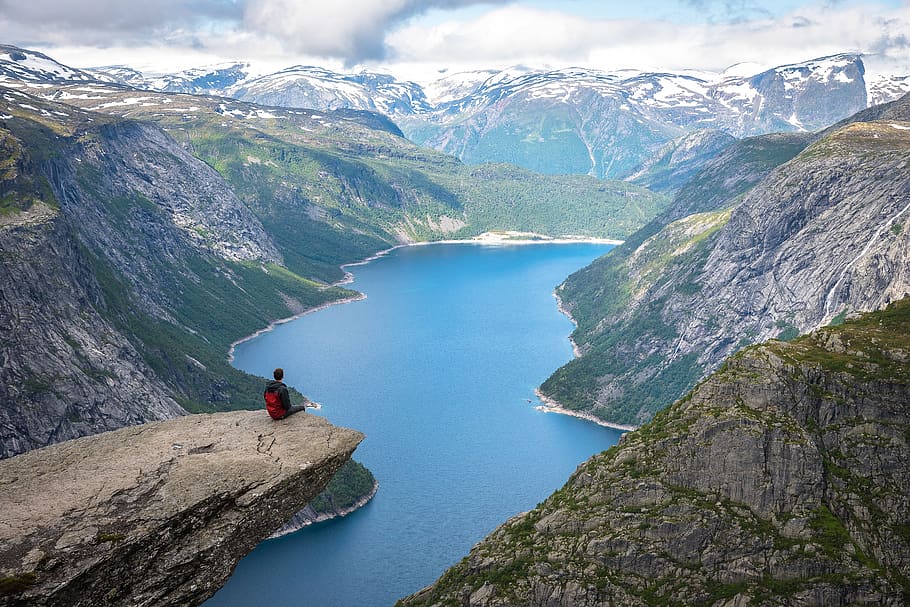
[80,51,910,179]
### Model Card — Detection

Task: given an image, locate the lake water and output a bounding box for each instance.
[206,242,622,607]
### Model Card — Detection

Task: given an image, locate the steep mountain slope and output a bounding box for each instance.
[625,129,737,194]
[402,299,910,607]
[541,98,910,426]
[0,89,354,457]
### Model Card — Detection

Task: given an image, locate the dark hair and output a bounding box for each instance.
[273,368,284,380]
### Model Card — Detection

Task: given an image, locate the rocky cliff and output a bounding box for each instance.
[402,300,910,607]
[0,89,356,457]
[0,411,363,607]
[542,95,910,426]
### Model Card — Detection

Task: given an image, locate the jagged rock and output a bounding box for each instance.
[0,411,363,607]
[401,302,910,607]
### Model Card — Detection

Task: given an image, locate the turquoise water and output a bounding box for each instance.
[206,242,622,607]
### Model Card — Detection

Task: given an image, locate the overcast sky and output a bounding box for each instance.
[1,0,908,80]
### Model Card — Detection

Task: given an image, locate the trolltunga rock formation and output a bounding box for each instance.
[0,411,363,607]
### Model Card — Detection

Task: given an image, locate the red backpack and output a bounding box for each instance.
[264,389,286,420]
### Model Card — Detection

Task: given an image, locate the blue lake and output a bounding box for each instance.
[205,242,622,607]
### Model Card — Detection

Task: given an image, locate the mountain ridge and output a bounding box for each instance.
[540,93,910,427]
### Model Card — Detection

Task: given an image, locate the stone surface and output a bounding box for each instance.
[0,411,363,607]
[402,302,910,607]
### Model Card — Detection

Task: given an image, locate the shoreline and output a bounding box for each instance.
[268,480,380,540]
[228,232,622,359]
[228,230,634,433]
[553,290,583,359]
[227,293,366,363]
[534,388,639,432]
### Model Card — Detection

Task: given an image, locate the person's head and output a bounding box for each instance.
[273,368,284,381]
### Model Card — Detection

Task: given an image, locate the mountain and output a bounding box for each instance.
[624,129,737,194]
[91,62,254,95]
[0,48,667,458]
[0,87,354,457]
[71,51,910,181]
[539,94,910,427]
[230,66,432,116]
[400,299,910,606]
[402,54,874,179]
[0,45,110,84]
[867,73,910,107]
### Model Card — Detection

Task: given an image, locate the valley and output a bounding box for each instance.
[1,38,909,607]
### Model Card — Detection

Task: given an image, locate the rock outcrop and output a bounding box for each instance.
[402,300,910,607]
[0,411,363,607]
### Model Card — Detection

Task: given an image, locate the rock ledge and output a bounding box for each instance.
[0,411,363,607]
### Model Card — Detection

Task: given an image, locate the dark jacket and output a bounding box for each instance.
[264,379,291,412]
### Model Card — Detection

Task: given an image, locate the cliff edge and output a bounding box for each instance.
[0,411,363,607]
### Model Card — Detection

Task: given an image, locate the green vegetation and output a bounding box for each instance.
[771,298,910,383]
[541,210,730,424]
[95,532,126,543]
[0,572,37,596]
[0,127,58,217]
[829,309,848,326]
[536,131,820,425]
[670,133,811,217]
[308,460,376,515]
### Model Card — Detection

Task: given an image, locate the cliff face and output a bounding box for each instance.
[0,211,187,456]
[0,411,363,607]
[0,94,354,457]
[542,97,910,426]
[403,301,910,607]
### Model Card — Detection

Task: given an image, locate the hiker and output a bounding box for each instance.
[264,368,306,420]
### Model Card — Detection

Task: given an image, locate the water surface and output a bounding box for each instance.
[207,243,622,607]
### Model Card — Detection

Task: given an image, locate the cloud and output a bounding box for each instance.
[0,0,507,63]
[384,3,910,75]
[2,0,909,78]
[240,0,511,63]
[0,0,241,45]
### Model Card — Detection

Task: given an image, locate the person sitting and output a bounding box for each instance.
[264,367,306,420]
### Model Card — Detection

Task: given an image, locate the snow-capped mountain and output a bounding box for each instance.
[90,62,254,96]
[228,66,432,116]
[0,45,113,84]
[4,44,910,181]
[400,54,880,177]
[867,73,910,107]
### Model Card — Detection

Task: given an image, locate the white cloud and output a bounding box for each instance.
[240,0,514,63]
[3,1,909,78]
[383,3,910,76]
